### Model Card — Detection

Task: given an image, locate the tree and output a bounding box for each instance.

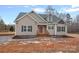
[45,5,59,22]
[0,16,5,32]
[66,13,72,24]
[76,15,79,23]
[10,26,14,32]
[46,5,57,15]
[0,19,5,25]
[59,13,66,19]
[0,16,5,25]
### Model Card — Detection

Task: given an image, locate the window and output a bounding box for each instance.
[62,27,65,32]
[21,25,32,32]
[48,25,54,29]
[57,26,65,32]
[51,26,54,29]
[28,26,32,32]
[21,25,26,32]
[48,26,51,29]
[57,27,60,32]
[23,26,26,32]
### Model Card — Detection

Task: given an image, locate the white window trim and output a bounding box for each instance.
[57,26,65,32]
[21,25,32,32]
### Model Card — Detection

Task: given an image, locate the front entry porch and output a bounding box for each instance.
[37,25,49,36]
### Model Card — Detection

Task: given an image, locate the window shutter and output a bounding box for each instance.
[21,25,23,32]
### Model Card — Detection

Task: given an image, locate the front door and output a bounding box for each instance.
[37,25,49,36]
[38,25,44,33]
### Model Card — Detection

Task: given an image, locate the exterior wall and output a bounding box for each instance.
[56,24,67,35]
[15,12,67,36]
[47,24,55,35]
[15,15,37,35]
[29,13,46,23]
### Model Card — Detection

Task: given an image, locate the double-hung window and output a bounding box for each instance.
[48,25,54,29]
[21,25,32,32]
[28,26,32,32]
[21,25,26,32]
[57,26,65,32]
[62,27,65,32]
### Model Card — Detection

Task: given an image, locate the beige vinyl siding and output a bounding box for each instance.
[56,24,67,35]
[47,24,55,35]
[15,12,67,36]
[15,15,37,35]
[29,13,45,22]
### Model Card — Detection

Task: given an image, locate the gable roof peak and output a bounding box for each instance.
[57,19,65,24]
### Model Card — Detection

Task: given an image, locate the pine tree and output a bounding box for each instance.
[66,13,72,24]
[0,16,5,25]
[10,26,14,32]
[0,16,5,32]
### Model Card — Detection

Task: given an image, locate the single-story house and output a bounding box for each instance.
[14,11,67,36]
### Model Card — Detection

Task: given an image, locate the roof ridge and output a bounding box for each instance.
[15,11,65,23]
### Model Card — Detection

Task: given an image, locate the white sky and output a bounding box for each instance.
[0,0,79,5]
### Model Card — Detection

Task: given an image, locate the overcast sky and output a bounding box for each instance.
[0,5,79,24]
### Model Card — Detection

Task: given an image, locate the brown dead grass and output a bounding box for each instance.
[0,38,79,53]
[0,33,79,53]
[0,32,15,36]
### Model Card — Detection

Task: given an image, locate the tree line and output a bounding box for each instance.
[63,13,79,33]
[46,6,79,33]
[58,13,79,33]
[0,6,79,33]
[0,17,14,32]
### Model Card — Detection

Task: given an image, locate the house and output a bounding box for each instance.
[14,11,67,36]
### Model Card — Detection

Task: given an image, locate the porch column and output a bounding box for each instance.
[43,26,45,34]
[65,25,67,35]
[55,24,57,35]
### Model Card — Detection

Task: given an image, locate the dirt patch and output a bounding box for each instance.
[0,33,78,53]
[12,35,37,39]
[13,35,74,39]
[52,35,74,38]
[0,37,79,53]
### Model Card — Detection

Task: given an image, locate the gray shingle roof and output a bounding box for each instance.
[15,12,63,23]
[15,12,26,21]
[39,14,48,21]
[39,14,62,22]
[51,15,62,22]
